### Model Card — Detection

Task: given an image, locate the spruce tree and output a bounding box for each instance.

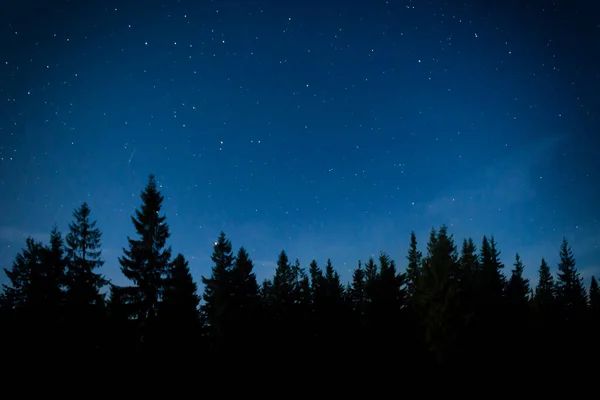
[119,175,172,324]
[534,258,555,310]
[40,226,67,321]
[2,237,44,309]
[230,247,259,318]
[309,259,324,299]
[229,246,260,351]
[418,225,460,364]
[200,231,234,350]
[349,261,365,312]
[405,231,422,300]
[65,202,108,311]
[272,250,295,317]
[324,258,344,304]
[555,238,587,321]
[506,253,530,308]
[479,236,505,303]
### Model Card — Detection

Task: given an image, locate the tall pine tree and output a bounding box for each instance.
[418,225,460,365]
[119,175,172,324]
[65,202,107,311]
[534,258,555,310]
[405,231,422,301]
[2,237,44,309]
[506,253,530,308]
[555,238,587,321]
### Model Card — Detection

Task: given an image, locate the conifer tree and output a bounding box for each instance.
[272,250,295,317]
[457,238,479,319]
[324,258,344,304]
[479,236,505,303]
[363,257,378,301]
[228,246,260,351]
[40,226,67,318]
[506,253,530,308]
[119,175,172,324]
[405,231,422,300]
[534,258,555,310]
[418,225,460,364]
[555,238,587,321]
[349,260,365,312]
[309,259,324,294]
[65,202,107,311]
[458,238,479,286]
[2,237,44,309]
[200,231,234,350]
[230,247,259,318]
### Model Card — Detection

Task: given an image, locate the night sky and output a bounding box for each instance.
[1,0,599,288]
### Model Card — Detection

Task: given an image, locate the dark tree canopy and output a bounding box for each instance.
[2,184,599,369]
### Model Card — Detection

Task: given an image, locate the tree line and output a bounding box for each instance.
[1,174,599,368]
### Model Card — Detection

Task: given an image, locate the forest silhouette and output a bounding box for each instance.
[2,174,599,369]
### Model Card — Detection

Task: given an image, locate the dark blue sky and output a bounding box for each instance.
[1,0,599,288]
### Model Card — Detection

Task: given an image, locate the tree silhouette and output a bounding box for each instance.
[1,182,599,367]
[418,225,461,365]
[65,202,108,310]
[63,202,108,355]
[506,253,530,308]
[2,237,44,309]
[534,258,555,310]
[200,231,234,352]
[227,246,260,355]
[555,238,587,321]
[157,253,199,355]
[405,231,422,301]
[119,175,172,336]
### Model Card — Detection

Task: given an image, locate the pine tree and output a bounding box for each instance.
[119,175,172,324]
[457,238,479,324]
[65,202,108,311]
[418,225,460,364]
[324,258,344,304]
[308,259,325,305]
[230,247,259,317]
[272,250,295,317]
[534,258,555,310]
[229,246,260,350]
[506,253,530,308]
[2,237,44,309]
[349,261,365,312]
[40,226,67,319]
[555,238,587,321]
[405,231,422,300]
[531,257,557,367]
[416,226,460,364]
[363,257,378,302]
[458,238,479,286]
[479,236,505,303]
[200,231,234,350]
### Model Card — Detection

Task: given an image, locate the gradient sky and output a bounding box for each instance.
[1,0,599,289]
